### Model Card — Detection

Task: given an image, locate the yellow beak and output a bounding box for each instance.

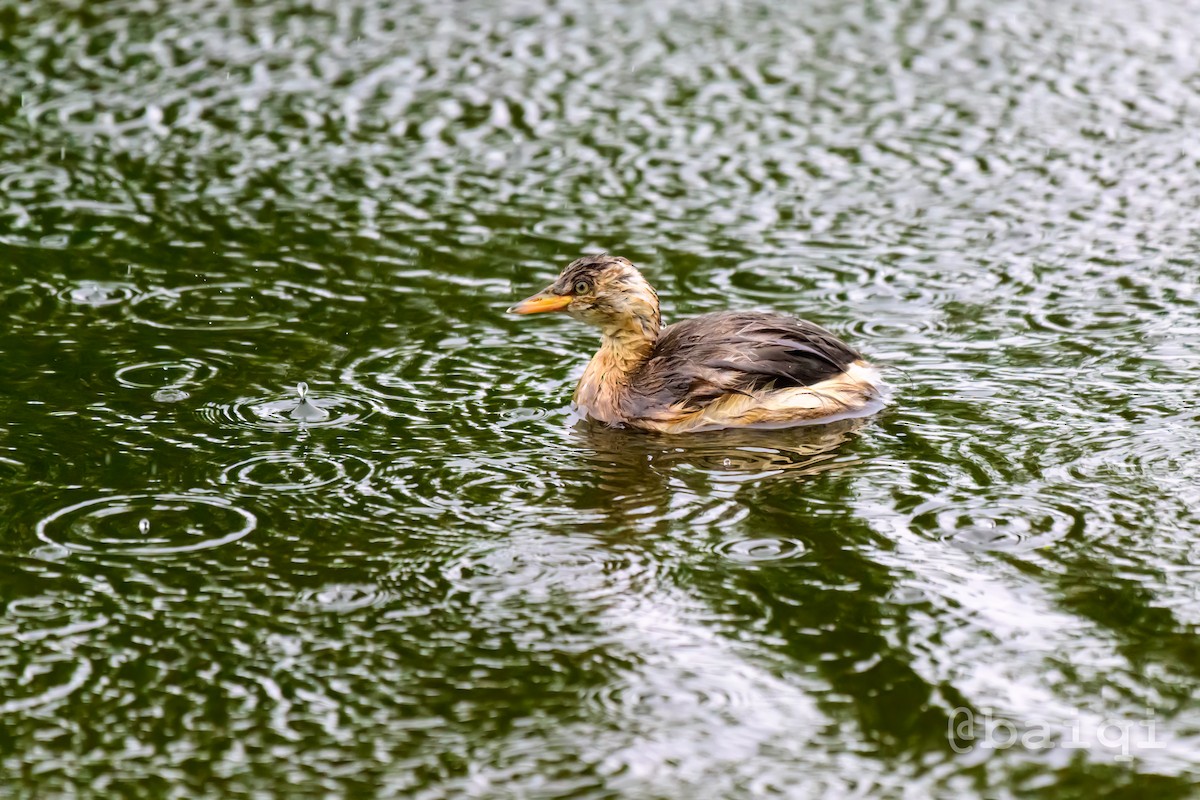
[507,290,572,315]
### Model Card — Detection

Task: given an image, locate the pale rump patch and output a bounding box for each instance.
[625,360,885,434]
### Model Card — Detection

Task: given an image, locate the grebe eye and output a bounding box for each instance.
[573,280,591,295]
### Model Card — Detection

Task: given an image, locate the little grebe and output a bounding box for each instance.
[508,254,884,433]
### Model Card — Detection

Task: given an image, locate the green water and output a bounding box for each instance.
[1,0,1199,796]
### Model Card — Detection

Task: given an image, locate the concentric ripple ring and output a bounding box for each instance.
[219,451,375,494]
[715,537,809,564]
[35,493,257,556]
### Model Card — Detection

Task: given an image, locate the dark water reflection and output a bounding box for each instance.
[2,0,1200,794]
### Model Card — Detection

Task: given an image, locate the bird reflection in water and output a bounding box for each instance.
[569,415,875,527]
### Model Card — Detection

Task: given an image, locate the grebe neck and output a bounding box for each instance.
[574,314,661,423]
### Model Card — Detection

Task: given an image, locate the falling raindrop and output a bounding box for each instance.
[138,518,150,535]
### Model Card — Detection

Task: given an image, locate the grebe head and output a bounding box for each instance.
[508,254,661,338]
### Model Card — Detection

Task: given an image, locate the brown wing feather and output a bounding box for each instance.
[626,311,861,417]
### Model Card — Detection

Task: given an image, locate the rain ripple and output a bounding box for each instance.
[342,337,578,421]
[219,449,375,495]
[907,495,1081,553]
[35,493,257,557]
[1,278,140,329]
[130,281,320,331]
[293,583,392,614]
[115,357,219,403]
[444,533,658,607]
[714,537,810,565]
[198,387,379,431]
[58,281,138,308]
[375,452,566,534]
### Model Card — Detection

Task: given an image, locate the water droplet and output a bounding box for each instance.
[152,387,190,403]
[199,390,373,430]
[138,518,150,535]
[289,382,331,422]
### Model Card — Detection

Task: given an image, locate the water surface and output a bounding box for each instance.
[2,0,1199,795]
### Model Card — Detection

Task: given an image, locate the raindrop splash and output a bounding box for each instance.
[290,381,331,422]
